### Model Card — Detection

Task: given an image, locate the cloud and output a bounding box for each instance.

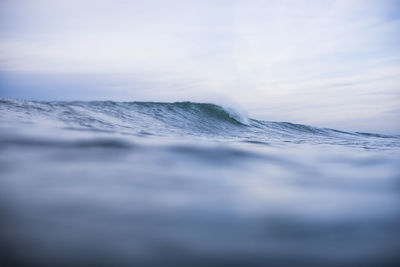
[0,0,399,133]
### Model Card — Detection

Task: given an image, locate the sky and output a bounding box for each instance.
[0,0,399,133]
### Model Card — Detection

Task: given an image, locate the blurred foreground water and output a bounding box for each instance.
[0,99,399,266]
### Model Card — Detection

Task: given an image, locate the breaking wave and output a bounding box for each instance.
[0,98,399,149]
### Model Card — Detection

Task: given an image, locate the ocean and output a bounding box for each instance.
[0,99,399,266]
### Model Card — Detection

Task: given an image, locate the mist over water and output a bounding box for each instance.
[1,99,400,266]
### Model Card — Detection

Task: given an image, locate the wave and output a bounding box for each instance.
[0,99,247,130]
[0,99,399,149]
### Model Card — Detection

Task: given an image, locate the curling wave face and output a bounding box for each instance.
[0,99,398,148]
[0,98,400,266]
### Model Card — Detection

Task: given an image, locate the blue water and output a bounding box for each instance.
[0,99,399,266]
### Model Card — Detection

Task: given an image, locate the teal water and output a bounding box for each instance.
[0,99,399,266]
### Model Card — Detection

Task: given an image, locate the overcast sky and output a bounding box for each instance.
[0,0,399,133]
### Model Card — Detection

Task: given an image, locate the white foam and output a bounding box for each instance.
[222,106,249,125]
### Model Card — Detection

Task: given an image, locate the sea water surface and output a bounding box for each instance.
[0,99,399,266]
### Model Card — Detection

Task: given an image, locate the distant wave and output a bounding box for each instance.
[0,99,399,149]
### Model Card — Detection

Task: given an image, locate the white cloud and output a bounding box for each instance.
[0,0,399,133]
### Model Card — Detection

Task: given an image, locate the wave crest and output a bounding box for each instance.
[1,99,399,149]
